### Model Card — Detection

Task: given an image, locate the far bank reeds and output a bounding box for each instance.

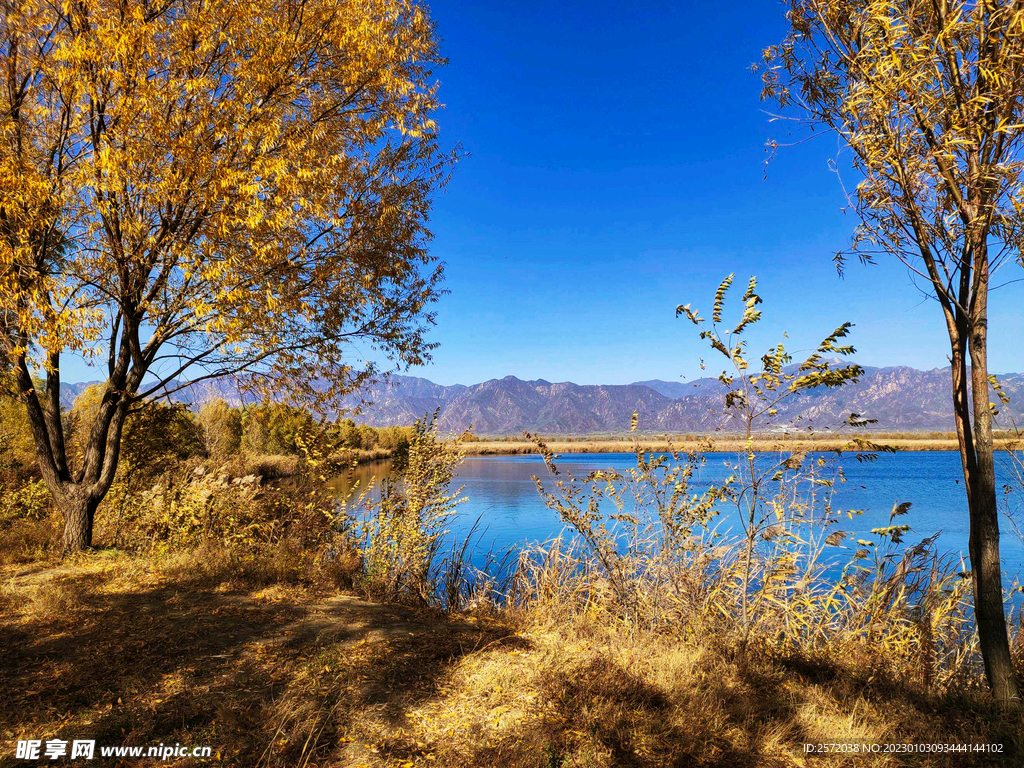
[463,435,1021,455]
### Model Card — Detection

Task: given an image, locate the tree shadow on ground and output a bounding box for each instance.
[0,568,520,768]
[3,567,1019,768]
[746,651,1023,766]
[385,653,811,768]
[383,642,1022,768]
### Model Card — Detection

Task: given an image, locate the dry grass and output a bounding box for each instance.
[464,436,1022,455]
[0,549,515,768]
[393,616,1022,767]
[240,453,301,479]
[2,547,1021,767]
[330,447,395,464]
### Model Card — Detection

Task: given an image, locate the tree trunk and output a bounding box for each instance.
[60,492,99,553]
[967,314,1020,703]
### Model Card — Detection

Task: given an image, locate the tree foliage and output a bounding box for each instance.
[0,0,453,550]
[0,368,34,474]
[761,0,1024,283]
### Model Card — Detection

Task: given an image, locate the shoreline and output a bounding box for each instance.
[320,437,1023,469]
[461,437,1022,455]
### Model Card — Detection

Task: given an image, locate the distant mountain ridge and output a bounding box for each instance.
[62,365,1024,435]
[335,366,1024,435]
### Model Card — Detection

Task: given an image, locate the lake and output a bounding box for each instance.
[329,451,1024,581]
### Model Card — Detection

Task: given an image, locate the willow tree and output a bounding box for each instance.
[762,0,1023,702]
[0,0,453,552]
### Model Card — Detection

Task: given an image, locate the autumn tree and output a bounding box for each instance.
[0,0,453,552]
[196,399,242,459]
[240,403,315,455]
[762,0,1024,702]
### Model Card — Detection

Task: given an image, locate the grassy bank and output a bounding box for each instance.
[219,448,395,480]
[2,549,1021,768]
[463,435,1022,455]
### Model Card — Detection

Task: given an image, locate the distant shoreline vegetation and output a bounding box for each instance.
[458,432,1022,455]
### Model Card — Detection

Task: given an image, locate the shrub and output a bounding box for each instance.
[0,475,58,564]
[196,399,243,457]
[111,469,263,551]
[0,478,52,526]
[100,450,357,590]
[358,411,467,606]
[0,388,36,475]
[0,514,61,565]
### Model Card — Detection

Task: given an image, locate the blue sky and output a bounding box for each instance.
[411,0,1024,385]
[58,1,1024,387]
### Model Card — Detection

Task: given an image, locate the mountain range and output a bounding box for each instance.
[61,365,1024,435]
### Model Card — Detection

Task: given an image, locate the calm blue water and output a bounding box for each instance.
[432,451,1024,581]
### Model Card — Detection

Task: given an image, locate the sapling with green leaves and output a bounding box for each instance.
[679,274,867,644]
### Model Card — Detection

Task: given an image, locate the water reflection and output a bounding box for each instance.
[325,459,395,500]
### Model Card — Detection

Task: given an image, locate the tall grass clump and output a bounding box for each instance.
[346,411,515,612]
[356,411,469,607]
